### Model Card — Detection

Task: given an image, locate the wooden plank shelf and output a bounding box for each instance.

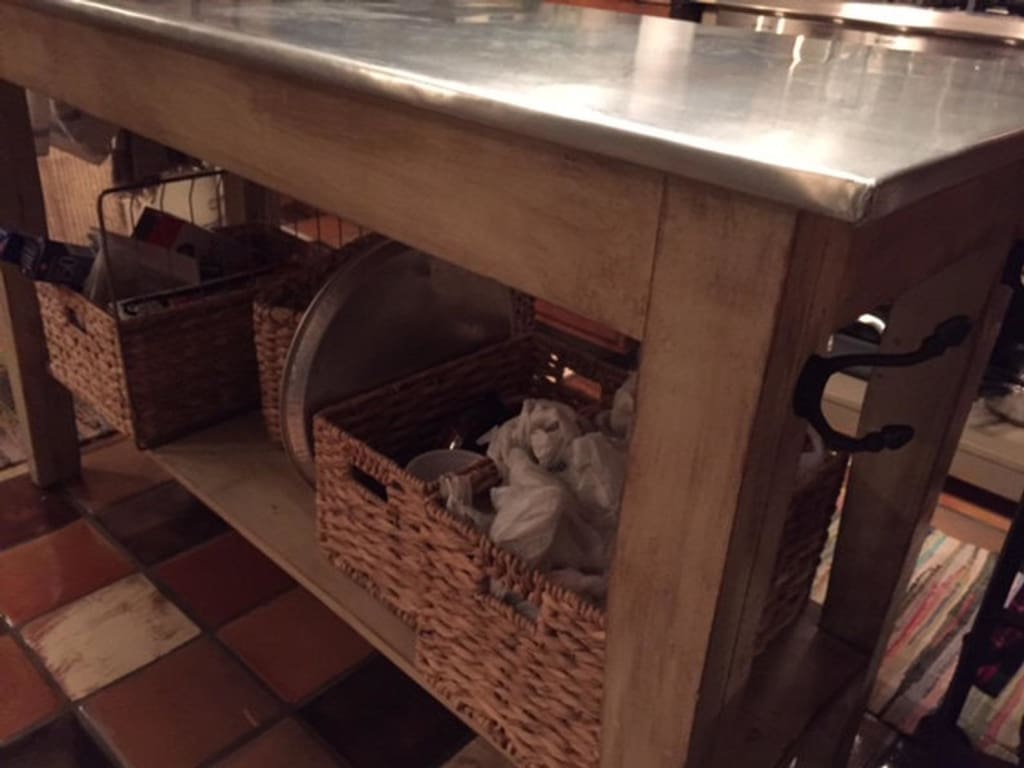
[710,606,868,767]
[148,413,417,674]
[150,412,867,768]
[149,412,517,759]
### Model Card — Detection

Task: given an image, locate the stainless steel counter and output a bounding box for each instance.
[13,0,1024,222]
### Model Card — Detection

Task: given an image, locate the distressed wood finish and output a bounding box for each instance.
[0,80,80,486]
[0,2,661,340]
[839,165,1023,322]
[823,241,1016,654]
[818,236,1017,767]
[692,212,850,748]
[707,608,867,767]
[603,179,850,767]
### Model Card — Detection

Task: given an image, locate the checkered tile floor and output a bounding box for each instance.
[0,439,505,768]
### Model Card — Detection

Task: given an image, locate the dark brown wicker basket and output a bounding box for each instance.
[314,333,846,768]
[36,225,298,448]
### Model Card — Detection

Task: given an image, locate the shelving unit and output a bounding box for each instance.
[148,414,523,753]
[148,415,415,674]
[149,412,869,768]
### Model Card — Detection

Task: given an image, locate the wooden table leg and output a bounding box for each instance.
[0,81,80,486]
[601,178,850,767]
[819,238,1014,764]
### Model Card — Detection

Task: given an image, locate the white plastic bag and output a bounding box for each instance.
[561,432,625,531]
[489,448,572,565]
[484,399,583,474]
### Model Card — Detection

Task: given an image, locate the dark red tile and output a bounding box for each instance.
[219,588,374,703]
[0,635,61,745]
[154,532,294,628]
[302,657,471,768]
[214,719,342,768]
[98,482,226,565]
[83,638,280,768]
[69,440,170,514]
[0,520,135,625]
[0,714,114,768]
[0,475,78,552]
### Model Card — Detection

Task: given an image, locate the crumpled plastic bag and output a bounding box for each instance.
[489,448,606,570]
[439,472,493,533]
[440,379,637,603]
[484,399,583,475]
[596,372,637,441]
[560,432,625,532]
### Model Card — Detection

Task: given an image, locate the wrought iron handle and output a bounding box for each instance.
[793,315,972,453]
[1004,240,1024,290]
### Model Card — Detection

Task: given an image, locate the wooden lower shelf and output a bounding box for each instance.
[150,412,516,759]
[710,604,868,767]
[148,413,416,674]
[150,412,868,768]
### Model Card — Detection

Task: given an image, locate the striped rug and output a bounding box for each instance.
[813,515,1020,762]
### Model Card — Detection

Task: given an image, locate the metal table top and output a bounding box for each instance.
[696,0,1024,45]
[12,0,1024,222]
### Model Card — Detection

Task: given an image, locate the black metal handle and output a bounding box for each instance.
[1003,240,1024,290]
[794,315,972,453]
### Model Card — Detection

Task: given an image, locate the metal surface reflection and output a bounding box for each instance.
[13,0,1024,221]
[696,0,1024,45]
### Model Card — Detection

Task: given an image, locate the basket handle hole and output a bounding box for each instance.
[64,307,86,333]
[351,465,388,502]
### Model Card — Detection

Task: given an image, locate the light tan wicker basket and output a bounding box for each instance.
[314,332,846,767]
[36,224,299,448]
[253,233,384,443]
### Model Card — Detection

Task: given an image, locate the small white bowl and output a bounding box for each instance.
[405,449,484,482]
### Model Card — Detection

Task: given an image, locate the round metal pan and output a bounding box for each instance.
[281,238,515,484]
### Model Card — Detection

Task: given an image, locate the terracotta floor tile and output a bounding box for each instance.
[219,588,373,703]
[154,532,294,628]
[98,482,226,566]
[0,475,79,552]
[83,637,280,768]
[0,635,61,745]
[0,520,135,625]
[214,719,341,768]
[69,440,170,513]
[22,573,199,700]
[443,740,513,768]
[302,656,472,768]
[0,714,114,768]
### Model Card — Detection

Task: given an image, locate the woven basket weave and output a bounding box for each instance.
[36,225,297,448]
[253,233,383,443]
[314,333,846,768]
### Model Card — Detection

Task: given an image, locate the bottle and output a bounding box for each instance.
[0,228,94,291]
